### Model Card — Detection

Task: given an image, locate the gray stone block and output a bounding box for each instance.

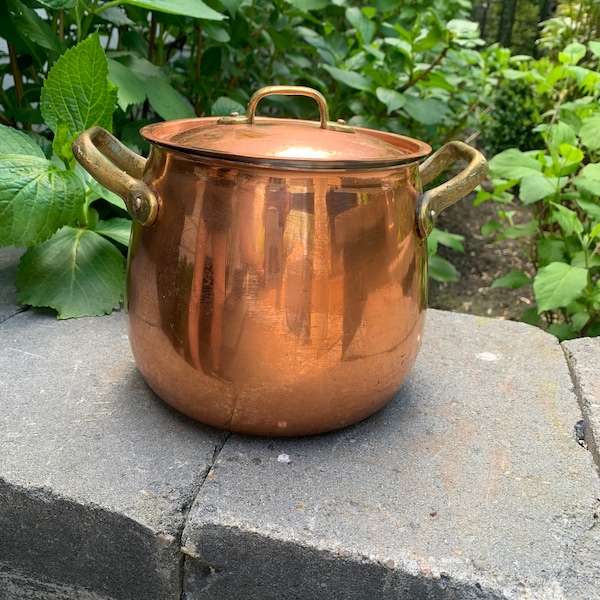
[182,311,600,599]
[0,310,227,600]
[563,336,600,471]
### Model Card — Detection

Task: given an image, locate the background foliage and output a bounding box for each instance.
[1,0,599,341]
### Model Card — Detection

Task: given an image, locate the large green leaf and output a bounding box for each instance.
[533,262,588,313]
[489,149,542,181]
[0,154,84,246]
[119,0,224,20]
[41,32,117,148]
[107,58,146,111]
[6,0,62,55]
[550,202,583,236]
[402,96,448,125]
[321,65,373,91]
[146,76,195,120]
[519,174,562,204]
[0,124,45,158]
[94,218,132,247]
[16,227,126,319]
[579,116,600,152]
[345,7,376,45]
[559,42,586,65]
[376,87,405,113]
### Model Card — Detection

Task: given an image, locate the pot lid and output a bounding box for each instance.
[140,86,432,169]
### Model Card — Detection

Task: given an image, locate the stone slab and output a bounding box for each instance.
[0,309,228,600]
[563,337,600,471]
[182,311,600,599]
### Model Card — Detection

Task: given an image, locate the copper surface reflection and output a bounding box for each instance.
[125,152,428,436]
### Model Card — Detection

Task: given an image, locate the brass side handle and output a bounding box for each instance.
[72,126,159,226]
[416,141,488,238]
[218,85,355,133]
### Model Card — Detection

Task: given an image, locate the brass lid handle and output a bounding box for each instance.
[218,85,355,133]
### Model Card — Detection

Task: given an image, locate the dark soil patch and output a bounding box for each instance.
[428,193,535,321]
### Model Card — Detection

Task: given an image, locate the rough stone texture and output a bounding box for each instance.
[563,337,600,472]
[1,238,599,600]
[0,309,227,600]
[182,311,600,600]
[0,246,25,322]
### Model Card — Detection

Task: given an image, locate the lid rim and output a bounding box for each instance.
[148,140,428,170]
[140,117,432,167]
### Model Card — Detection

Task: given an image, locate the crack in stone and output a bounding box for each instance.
[562,344,600,473]
[176,431,232,599]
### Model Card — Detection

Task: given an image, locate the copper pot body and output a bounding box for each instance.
[73,86,487,436]
[127,154,427,435]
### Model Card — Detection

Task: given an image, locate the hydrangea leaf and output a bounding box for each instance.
[0,154,84,246]
[16,226,125,318]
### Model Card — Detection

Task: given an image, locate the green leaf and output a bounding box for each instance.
[321,65,372,91]
[7,0,62,55]
[519,174,559,204]
[93,218,132,247]
[574,178,600,197]
[521,306,540,326]
[589,41,600,59]
[35,0,78,8]
[346,7,376,45]
[41,32,117,154]
[286,0,330,10]
[16,227,125,319]
[579,116,600,152]
[146,76,195,120]
[581,164,600,181]
[402,96,448,125]
[0,154,84,246]
[559,143,583,165]
[549,202,583,236]
[428,228,465,253]
[107,58,147,111]
[481,220,503,237]
[211,96,246,117]
[447,19,480,40]
[489,149,542,181]
[537,238,566,266]
[559,42,586,65]
[491,269,530,289]
[219,0,244,16]
[0,124,45,158]
[503,220,538,239]
[502,69,528,80]
[533,262,588,313]
[428,254,458,282]
[547,323,578,341]
[375,87,405,113]
[549,121,577,148]
[119,0,224,20]
[202,22,230,42]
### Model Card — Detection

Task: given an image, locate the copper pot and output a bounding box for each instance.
[73,86,487,436]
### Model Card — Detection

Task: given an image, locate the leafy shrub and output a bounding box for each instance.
[477,41,600,340]
[481,77,544,155]
[0,0,490,317]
